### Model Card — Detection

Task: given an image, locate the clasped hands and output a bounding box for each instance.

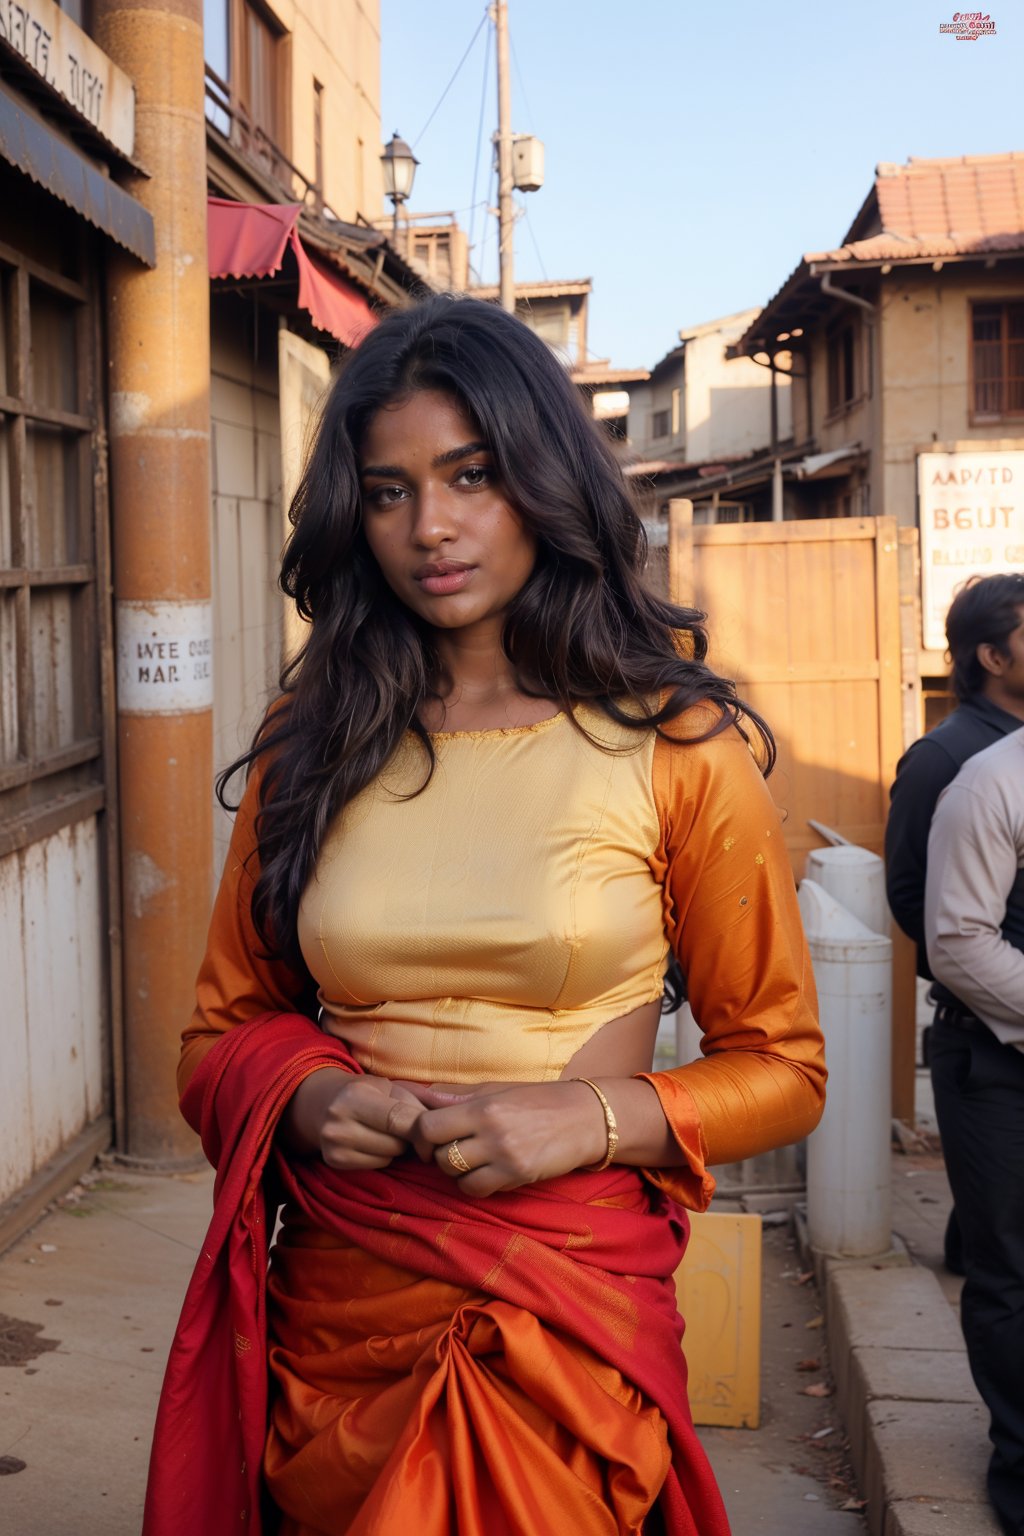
[283,1070,613,1198]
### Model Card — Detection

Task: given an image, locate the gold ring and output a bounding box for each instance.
[447,1140,472,1174]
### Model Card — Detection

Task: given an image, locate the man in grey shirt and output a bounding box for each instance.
[926,730,1024,1535]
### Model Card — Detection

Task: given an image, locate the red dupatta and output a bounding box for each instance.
[143,1014,729,1535]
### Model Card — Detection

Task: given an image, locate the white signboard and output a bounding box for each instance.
[117,600,213,715]
[0,0,135,157]
[917,451,1024,651]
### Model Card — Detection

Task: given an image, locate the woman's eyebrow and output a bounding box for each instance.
[433,440,489,468]
[360,462,405,479]
[359,442,488,479]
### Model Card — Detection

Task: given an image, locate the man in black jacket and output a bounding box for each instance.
[885,571,1024,1272]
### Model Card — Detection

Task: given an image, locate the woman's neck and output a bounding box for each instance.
[423,626,557,733]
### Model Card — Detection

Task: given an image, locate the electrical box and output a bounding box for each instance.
[512,135,544,193]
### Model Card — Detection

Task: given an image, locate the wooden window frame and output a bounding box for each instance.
[229,0,292,171]
[651,407,671,440]
[0,231,107,855]
[825,317,862,420]
[969,298,1024,424]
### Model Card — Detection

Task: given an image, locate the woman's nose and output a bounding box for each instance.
[410,488,457,547]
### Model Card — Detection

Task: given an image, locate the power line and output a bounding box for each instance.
[412,10,489,149]
[474,160,498,286]
[521,199,548,281]
[468,11,493,275]
[508,29,535,133]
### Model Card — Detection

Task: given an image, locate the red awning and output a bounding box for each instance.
[207,197,377,347]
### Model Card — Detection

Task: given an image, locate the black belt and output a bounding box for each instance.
[933,1002,986,1032]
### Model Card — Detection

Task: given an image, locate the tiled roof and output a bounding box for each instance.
[732,153,1024,354]
[812,154,1024,264]
[806,229,1024,264]
[875,153,1024,242]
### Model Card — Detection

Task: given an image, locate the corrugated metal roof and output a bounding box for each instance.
[571,364,650,386]
[623,459,687,477]
[790,445,863,480]
[470,278,592,298]
[0,84,154,266]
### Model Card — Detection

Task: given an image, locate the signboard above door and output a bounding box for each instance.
[0,0,135,158]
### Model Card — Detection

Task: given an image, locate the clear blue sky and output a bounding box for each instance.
[381,0,1021,368]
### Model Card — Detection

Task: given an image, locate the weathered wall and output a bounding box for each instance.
[790,322,874,460]
[879,265,1024,526]
[684,325,790,464]
[629,312,789,463]
[628,361,684,456]
[268,0,383,221]
[210,307,285,872]
[0,822,105,1203]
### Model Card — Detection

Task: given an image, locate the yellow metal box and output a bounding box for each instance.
[674,1209,762,1429]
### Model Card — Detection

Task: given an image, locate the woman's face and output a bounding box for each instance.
[359,390,537,634]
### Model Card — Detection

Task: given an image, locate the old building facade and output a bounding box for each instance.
[726,153,1024,706]
[0,0,157,1220]
[0,0,424,1231]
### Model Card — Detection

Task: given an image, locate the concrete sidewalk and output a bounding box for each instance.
[0,1162,212,1536]
[816,1123,1002,1536]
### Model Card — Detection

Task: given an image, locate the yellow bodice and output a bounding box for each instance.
[297,709,669,1083]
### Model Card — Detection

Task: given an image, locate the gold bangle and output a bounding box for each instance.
[574,1077,619,1172]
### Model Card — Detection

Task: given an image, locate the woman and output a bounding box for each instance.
[144,295,824,1536]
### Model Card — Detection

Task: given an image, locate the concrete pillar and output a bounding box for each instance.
[94,0,212,1162]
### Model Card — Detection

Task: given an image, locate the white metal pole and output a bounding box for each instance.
[799,879,893,1257]
[805,844,889,936]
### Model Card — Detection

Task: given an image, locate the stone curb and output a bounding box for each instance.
[820,1260,1001,1536]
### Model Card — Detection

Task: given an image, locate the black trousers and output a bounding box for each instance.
[931,1019,1024,1536]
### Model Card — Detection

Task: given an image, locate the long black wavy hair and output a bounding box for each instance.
[219,294,775,986]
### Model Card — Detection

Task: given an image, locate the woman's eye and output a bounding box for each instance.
[365,484,406,507]
[456,465,491,488]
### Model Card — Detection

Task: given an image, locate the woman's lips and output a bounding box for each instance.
[417,568,474,595]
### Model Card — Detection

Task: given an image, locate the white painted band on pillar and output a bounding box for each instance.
[116,599,213,714]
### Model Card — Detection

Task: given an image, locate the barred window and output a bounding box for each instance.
[0,222,105,854]
[972,302,1024,419]
[826,320,858,415]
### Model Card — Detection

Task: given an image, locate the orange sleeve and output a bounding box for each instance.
[178,758,318,1098]
[639,710,826,1210]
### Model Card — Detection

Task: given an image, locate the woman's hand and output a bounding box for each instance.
[407,1080,611,1197]
[280,1068,425,1170]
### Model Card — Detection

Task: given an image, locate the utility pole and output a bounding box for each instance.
[94,0,213,1164]
[492,0,515,313]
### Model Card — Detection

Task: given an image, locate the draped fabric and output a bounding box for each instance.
[143,1014,731,1536]
[206,198,377,346]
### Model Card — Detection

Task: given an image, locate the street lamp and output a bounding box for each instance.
[380,132,419,243]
